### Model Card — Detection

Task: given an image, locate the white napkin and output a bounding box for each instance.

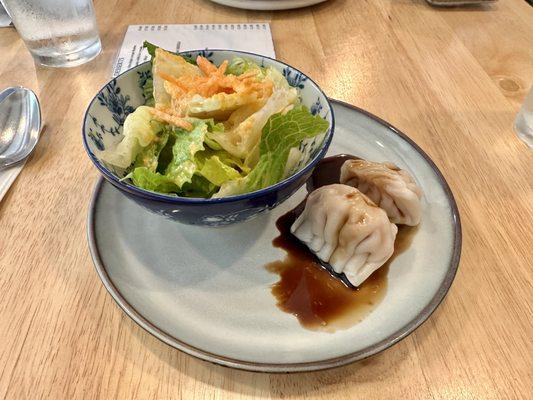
[0,162,23,202]
[0,1,12,27]
[113,23,276,76]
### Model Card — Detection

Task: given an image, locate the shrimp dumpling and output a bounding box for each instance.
[291,184,397,287]
[340,159,423,226]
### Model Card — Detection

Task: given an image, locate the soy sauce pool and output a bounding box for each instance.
[266,155,418,332]
[307,154,359,192]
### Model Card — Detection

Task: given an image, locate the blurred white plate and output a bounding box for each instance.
[208,0,328,11]
[88,100,461,372]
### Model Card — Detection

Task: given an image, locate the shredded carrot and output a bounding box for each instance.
[217,60,228,76]
[157,71,193,92]
[237,70,259,80]
[156,55,272,110]
[196,56,218,75]
[149,108,193,131]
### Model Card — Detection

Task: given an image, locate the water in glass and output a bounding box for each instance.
[514,87,533,148]
[2,0,101,67]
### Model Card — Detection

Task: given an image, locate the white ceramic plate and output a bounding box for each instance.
[88,100,461,372]
[208,0,328,11]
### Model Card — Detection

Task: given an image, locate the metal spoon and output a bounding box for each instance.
[0,86,41,169]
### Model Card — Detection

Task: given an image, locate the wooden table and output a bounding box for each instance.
[1,0,532,398]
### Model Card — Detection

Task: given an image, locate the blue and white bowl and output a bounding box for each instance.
[83,49,334,226]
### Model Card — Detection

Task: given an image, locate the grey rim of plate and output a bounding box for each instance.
[208,0,328,11]
[87,99,462,373]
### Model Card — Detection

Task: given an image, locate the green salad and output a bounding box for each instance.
[101,43,329,198]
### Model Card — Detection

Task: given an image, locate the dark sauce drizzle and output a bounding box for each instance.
[266,154,418,331]
[306,154,359,193]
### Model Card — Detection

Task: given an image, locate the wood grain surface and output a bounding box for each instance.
[1,0,532,398]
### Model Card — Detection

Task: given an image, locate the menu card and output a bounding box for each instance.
[112,23,276,77]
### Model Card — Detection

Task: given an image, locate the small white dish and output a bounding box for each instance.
[208,0,328,11]
[88,100,461,372]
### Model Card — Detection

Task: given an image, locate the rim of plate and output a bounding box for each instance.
[82,49,335,205]
[207,0,328,11]
[87,99,462,373]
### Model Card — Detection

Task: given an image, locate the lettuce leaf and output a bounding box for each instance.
[225,59,290,91]
[151,47,201,108]
[122,45,322,199]
[264,66,291,90]
[226,57,264,76]
[164,121,207,187]
[198,155,241,186]
[195,148,249,174]
[214,106,329,197]
[133,129,169,171]
[101,106,163,169]
[143,41,196,65]
[180,175,217,198]
[208,87,298,159]
[193,148,246,186]
[204,135,223,151]
[214,150,250,175]
[155,133,175,173]
[204,119,224,150]
[127,124,214,195]
[206,119,225,133]
[142,77,154,107]
[130,167,179,193]
[144,41,157,58]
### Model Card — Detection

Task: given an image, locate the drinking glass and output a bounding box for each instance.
[1,0,101,68]
[514,87,533,148]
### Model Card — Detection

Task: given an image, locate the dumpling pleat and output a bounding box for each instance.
[291,184,397,286]
[340,159,423,226]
